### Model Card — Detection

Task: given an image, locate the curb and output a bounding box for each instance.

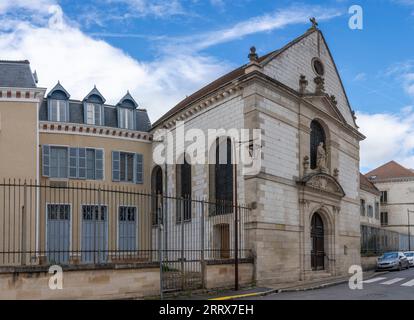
[210,270,389,300]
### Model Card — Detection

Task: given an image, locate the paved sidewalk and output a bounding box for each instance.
[168,270,386,300]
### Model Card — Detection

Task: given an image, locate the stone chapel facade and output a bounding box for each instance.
[151,25,365,285]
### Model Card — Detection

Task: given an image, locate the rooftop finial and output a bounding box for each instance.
[248,46,258,62]
[309,17,318,30]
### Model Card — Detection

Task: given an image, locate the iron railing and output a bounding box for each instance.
[0,179,252,290]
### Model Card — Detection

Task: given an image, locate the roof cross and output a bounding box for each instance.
[310,17,318,29]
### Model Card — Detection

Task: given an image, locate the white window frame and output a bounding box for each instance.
[117,205,139,251]
[119,108,134,130]
[49,99,68,122]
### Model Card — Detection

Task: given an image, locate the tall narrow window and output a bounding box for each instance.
[360,199,366,216]
[50,147,68,178]
[176,157,192,222]
[310,120,326,170]
[213,138,233,215]
[151,166,163,226]
[49,99,68,122]
[119,206,137,251]
[119,108,134,130]
[85,103,102,125]
[375,202,380,219]
[381,212,388,226]
[380,191,388,204]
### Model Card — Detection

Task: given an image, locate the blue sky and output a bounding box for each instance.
[1,0,414,171]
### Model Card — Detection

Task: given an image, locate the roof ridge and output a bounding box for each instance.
[0,60,30,64]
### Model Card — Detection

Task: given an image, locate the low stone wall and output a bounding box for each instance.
[0,264,160,300]
[205,261,254,290]
[0,260,255,299]
[361,256,379,271]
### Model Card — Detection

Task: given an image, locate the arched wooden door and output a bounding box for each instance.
[311,213,325,270]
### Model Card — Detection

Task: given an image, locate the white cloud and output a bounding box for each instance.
[357,108,414,171]
[162,5,342,53]
[0,2,343,123]
[0,2,230,122]
[106,0,186,18]
[353,72,367,81]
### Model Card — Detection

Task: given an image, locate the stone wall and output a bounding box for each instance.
[0,261,255,299]
[0,265,160,300]
[361,256,379,271]
[205,262,254,290]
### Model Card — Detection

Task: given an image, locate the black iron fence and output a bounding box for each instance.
[360,225,414,256]
[0,179,252,291]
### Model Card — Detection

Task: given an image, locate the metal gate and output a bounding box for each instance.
[81,205,108,263]
[156,197,250,294]
[47,204,71,264]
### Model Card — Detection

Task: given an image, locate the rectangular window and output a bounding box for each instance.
[120,152,134,182]
[49,99,68,122]
[380,191,388,204]
[50,147,68,178]
[119,108,134,130]
[85,103,102,126]
[367,205,373,218]
[360,199,366,216]
[375,202,380,220]
[381,212,388,226]
[112,151,143,184]
[86,149,96,180]
[43,146,103,180]
[119,206,137,251]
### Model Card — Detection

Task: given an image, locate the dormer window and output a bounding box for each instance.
[49,99,68,122]
[47,81,70,123]
[83,86,105,126]
[116,91,139,131]
[85,103,102,126]
[119,108,134,130]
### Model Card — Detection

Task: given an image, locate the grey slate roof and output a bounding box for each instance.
[0,60,37,88]
[40,99,151,132]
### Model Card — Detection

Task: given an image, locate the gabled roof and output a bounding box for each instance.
[84,86,106,103]
[0,60,37,88]
[117,91,139,109]
[365,161,414,182]
[152,27,356,129]
[47,81,70,98]
[360,173,380,195]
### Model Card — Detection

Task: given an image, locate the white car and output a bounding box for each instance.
[404,251,414,267]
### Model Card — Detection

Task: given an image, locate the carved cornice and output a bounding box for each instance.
[0,87,46,103]
[40,121,152,143]
[160,84,243,130]
[297,172,345,198]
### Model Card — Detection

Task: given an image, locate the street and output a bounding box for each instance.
[244,268,414,300]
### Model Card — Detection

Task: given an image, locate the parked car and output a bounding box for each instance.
[377,252,410,271]
[404,251,414,267]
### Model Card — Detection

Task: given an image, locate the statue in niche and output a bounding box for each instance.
[316,142,328,172]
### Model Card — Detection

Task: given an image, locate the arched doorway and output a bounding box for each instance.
[311,213,325,270]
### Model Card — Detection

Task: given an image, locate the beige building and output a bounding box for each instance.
[151,24,365,285]
[366,161,414,237]
[359,173,381,228]
[0,61,154,266]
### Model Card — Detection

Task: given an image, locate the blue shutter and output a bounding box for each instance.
[78,148,87,179]
[83,102,87,124]
[69,148,78,178]
[65,100,70,122]
[95,149,104,180]
[117,108,121,128]
[132,110,137,130]
[42,145,50,177]
[134,153,143,184]
[112,151,120,182]
[47,100,52,121]
[101,105,105,126]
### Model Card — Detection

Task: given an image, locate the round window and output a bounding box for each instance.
[312,58,325,76]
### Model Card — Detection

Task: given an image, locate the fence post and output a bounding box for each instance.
[21,182,27,266]
[181,197,185,291]
[200,198,205,289]
[158,193,164,300]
